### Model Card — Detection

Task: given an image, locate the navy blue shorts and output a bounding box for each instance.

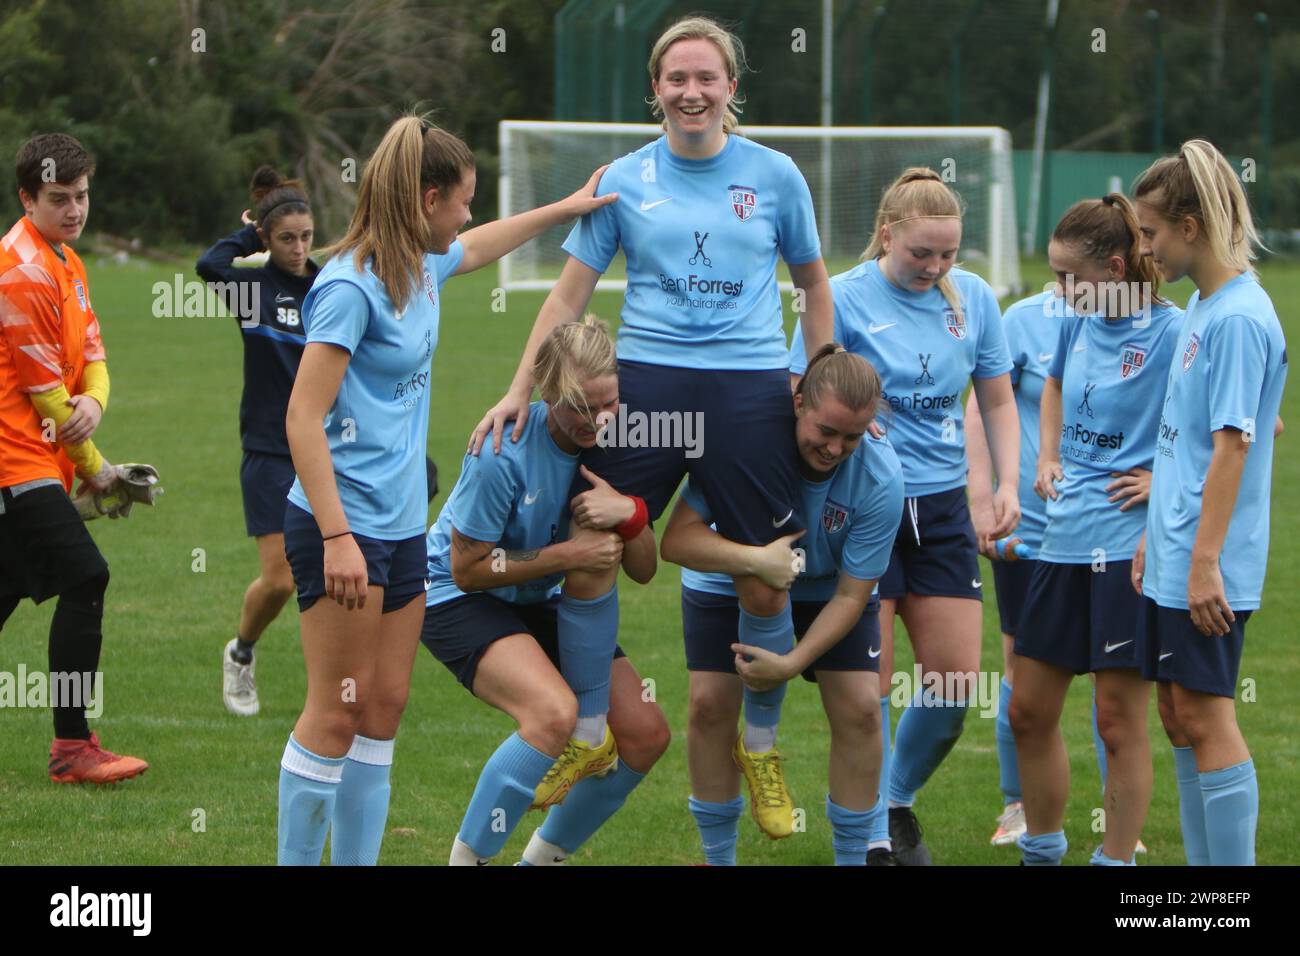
[573,360,803,546]
[992,558,1038,637]
[421,592,624,693]
[681,586,882,681]
[1014,560,1144,674]
[283,503,426,614]
[240,450,296,537]
[878,488,983,601]
[1138,597,1250,699]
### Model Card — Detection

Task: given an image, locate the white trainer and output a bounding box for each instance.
[222,638,259,716]
[990,801,1027,846]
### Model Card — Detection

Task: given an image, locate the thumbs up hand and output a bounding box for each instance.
[569,465,637,530]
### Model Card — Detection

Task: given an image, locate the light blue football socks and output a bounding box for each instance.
[1090,845,1135,866]
[890,690,969,805]
[538,762,646,854]
[1172,745,1209,865]
[1019,829,1068,865]
[996,677,1021,804]
[278,735,347,866]
[689,795,744,866]
[558,587,619,746]
[738,604,794,752]
[1201,759,1257,866]
[456,732,555,861]
[828,795,874,866]
[330,734,394,866]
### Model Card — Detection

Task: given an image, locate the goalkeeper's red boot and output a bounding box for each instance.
[48,733,149,784]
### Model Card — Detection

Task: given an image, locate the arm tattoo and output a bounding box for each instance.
[505,549,540,562]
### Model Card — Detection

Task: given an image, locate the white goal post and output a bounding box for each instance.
[498,120,1022,298]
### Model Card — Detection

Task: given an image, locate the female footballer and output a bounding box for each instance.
[661,345,903,864]
[968,290,1133,850]
[198,166,317,717]
[1132,140,1287,866]
[422,318,668,866]
[1009,195,1182,866]
[471,15,834,832]
[276,116,615,866]
[789,167,1020,864]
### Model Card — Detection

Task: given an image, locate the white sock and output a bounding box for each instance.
[869,839,892,852]
[522,829,568,866]
[574,714,607,748]
[888,799,911,810]
[449,836,491,867]
[744,723,777,753]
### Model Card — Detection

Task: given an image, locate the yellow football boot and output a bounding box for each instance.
[732,734,795,839]
[531,726,618,810]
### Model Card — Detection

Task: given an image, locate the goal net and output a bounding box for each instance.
[498,121,1022,298]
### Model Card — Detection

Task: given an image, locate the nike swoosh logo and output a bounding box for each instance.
[868,322,896,334]
[524,490,541,505]
[640,198,673,210]
[1038,353,1054,363]
[772,510,794,528]
[868,647,882,658]
[275,294,294,303]
[1159,652,1174,661]
[971,578,982,588]
[476,859,489,866]
[1073,342,1088,352]
[1104,639,1133,653]
[553,856,565,863]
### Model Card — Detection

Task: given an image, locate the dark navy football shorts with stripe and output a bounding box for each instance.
[1138,597,1250,699]
[572,360,803,546]
[240,450,297,537]
[878,487,983,601]
[283,503,425,614]
[681,586,882,681]
[421,592,625,694]
[992,558,1039,637]
[1015,560,1144,674]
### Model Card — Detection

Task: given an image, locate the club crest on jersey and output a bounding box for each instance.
[1182,332,1201,371]
[424,271,437,308]
[822,500,848,534]
[1120,343,1146,379]
[944,307,967,340]
[73,278,88,311]
[728,184,757,222]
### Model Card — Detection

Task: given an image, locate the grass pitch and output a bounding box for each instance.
[0,253,1296,866]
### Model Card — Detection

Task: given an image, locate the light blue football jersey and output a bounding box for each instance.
[425,402,579,608]
[790,259,1012,496]
[999,291,1071,551]
[1143,273,1288,611]
[287,241,463,540]
[1039,300,1183,563]
[680,435,904,602]
[562,134,821,371]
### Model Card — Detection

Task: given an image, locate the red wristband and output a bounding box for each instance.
[615,495,649,540]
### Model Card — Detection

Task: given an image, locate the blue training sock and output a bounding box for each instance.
[1201,759,1258,866]
[689,795,743,866]
[996,677,1021,804]
[1092,687,1109,793]
[278,735,347,866]
[458,733,556,859]
[558,588,620,719]
[1173,746,1210,866]
[1018,829,1068,866]
[827,794,874,866]
[1090,845,1135,866]
[738,604,794,748]
[890,691,969,805]
[539,762,646,854]
[869,696,892,846]
[330,734,394,866]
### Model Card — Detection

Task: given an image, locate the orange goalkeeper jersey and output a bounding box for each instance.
[0,215,105,489]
